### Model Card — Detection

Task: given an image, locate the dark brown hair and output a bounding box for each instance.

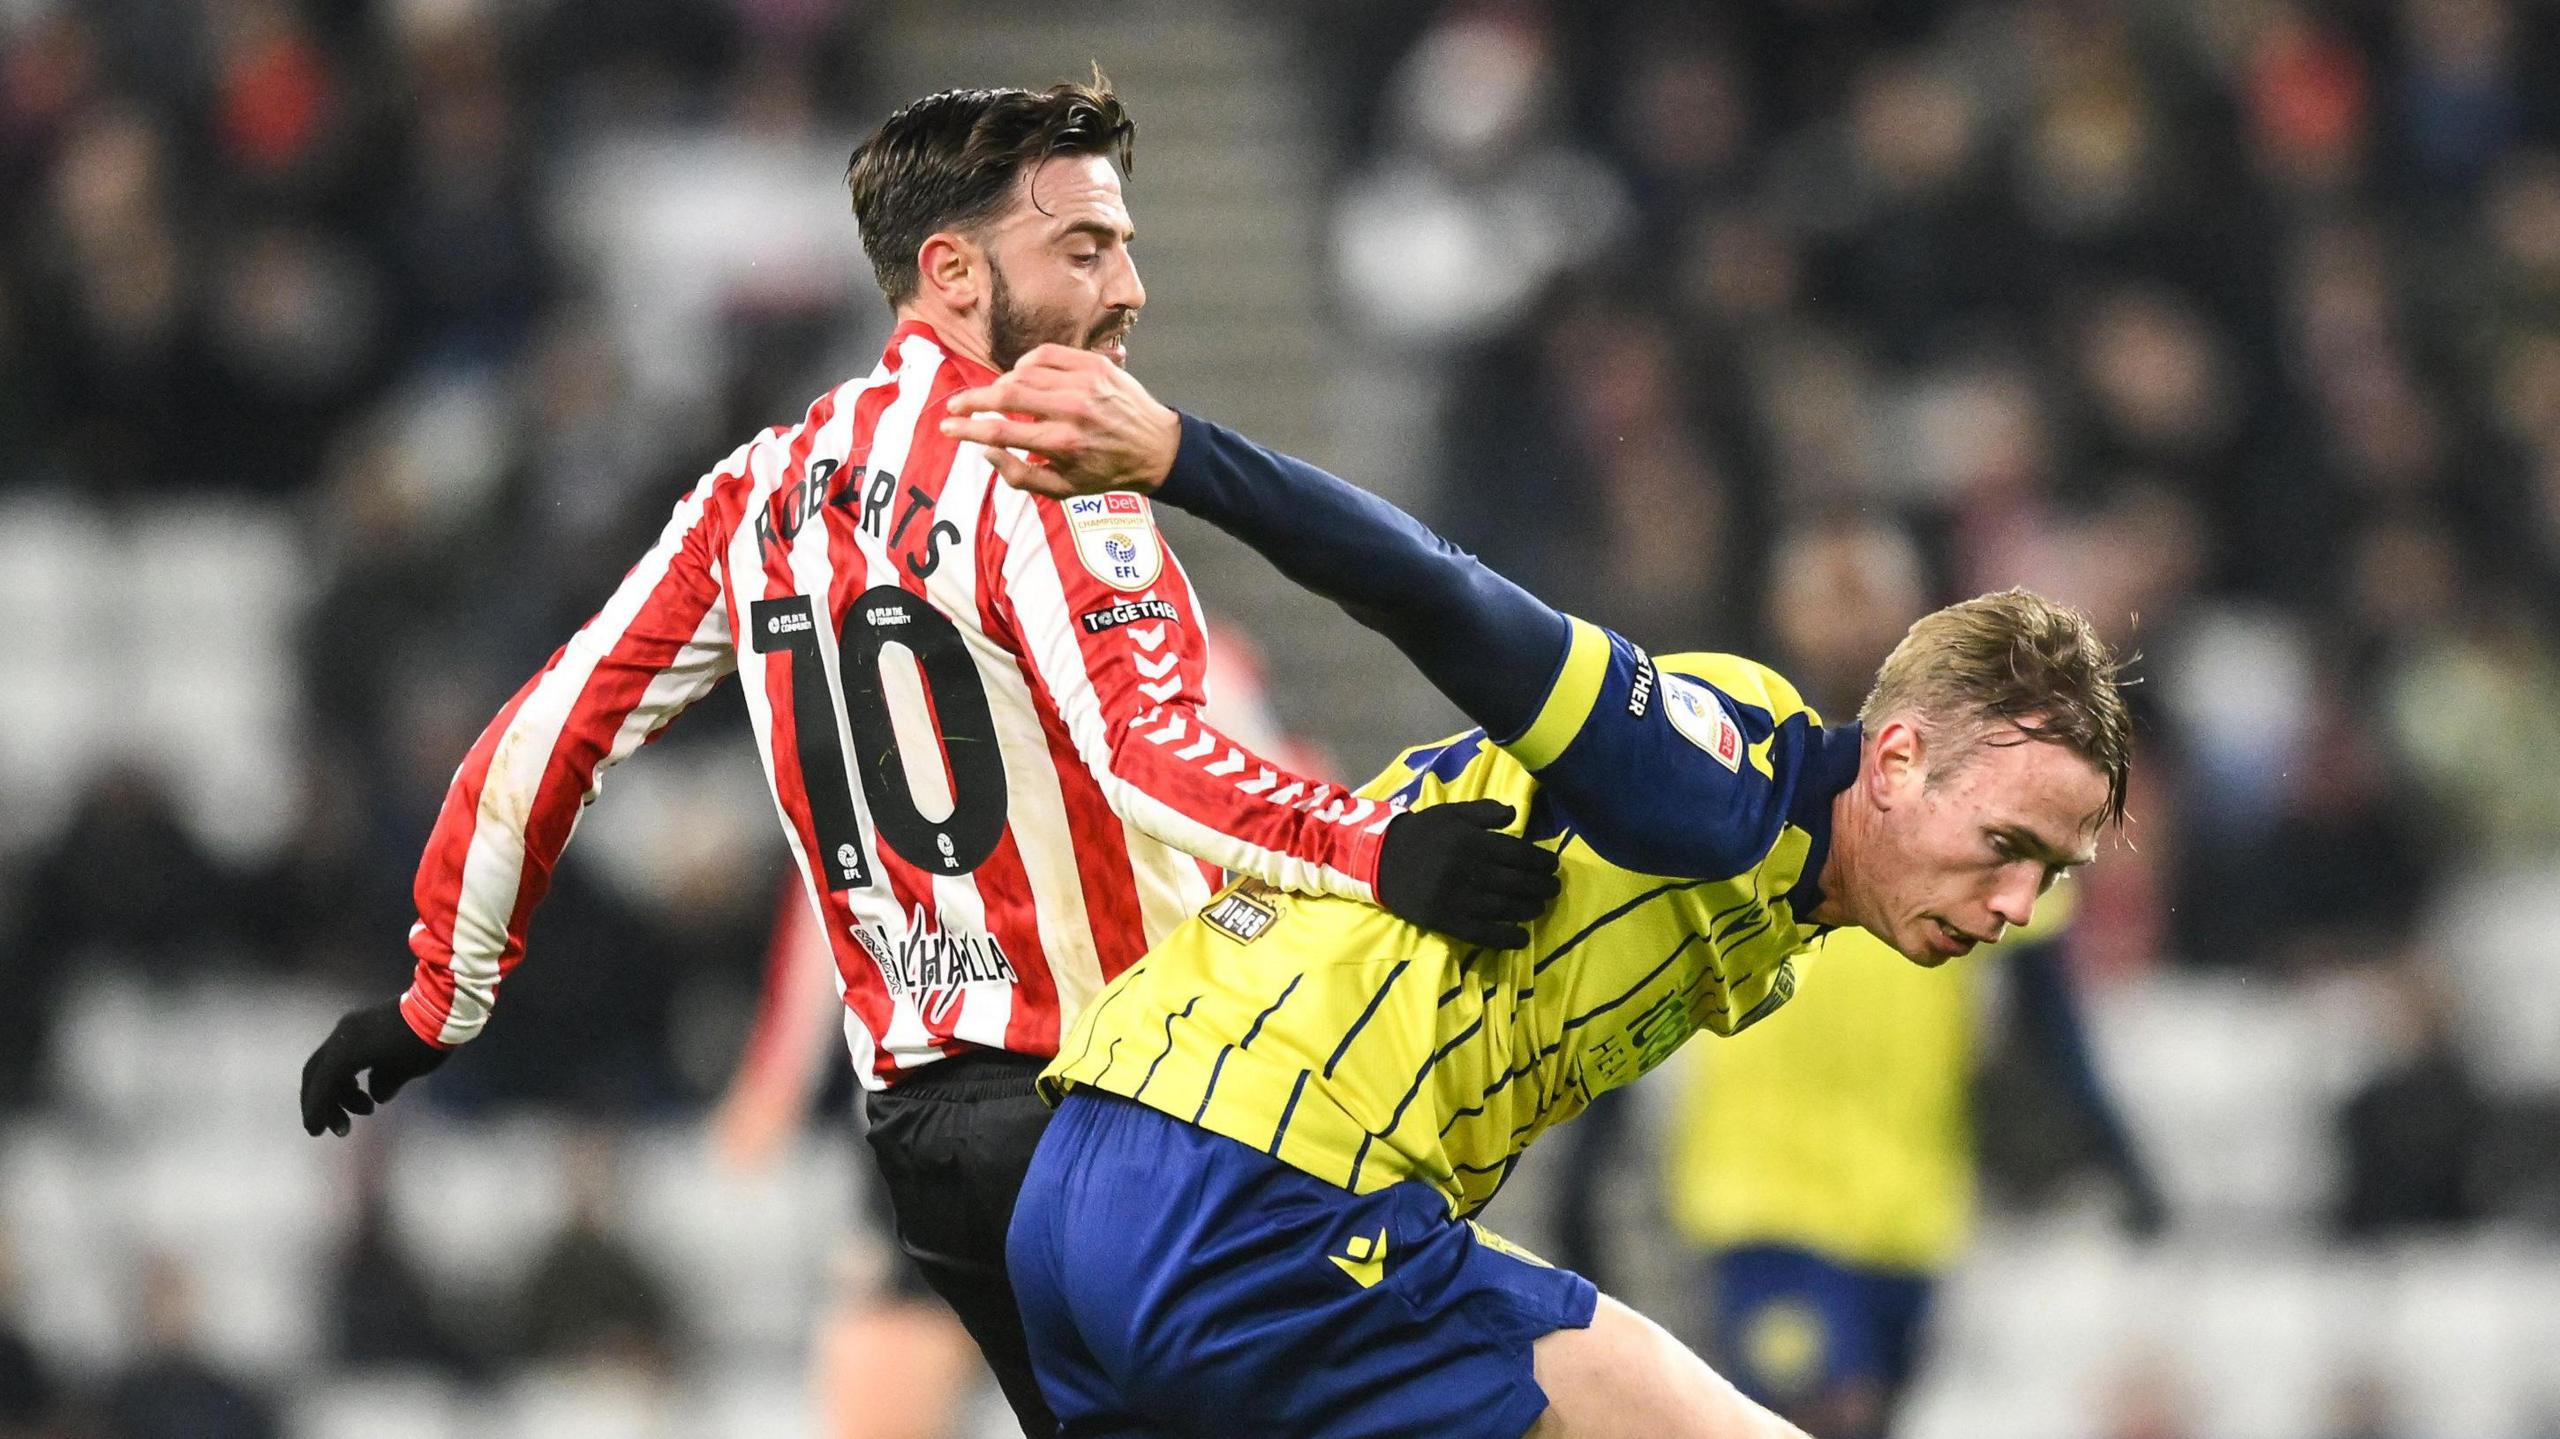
[846,77,1136,307]
[1859,587,2134,826]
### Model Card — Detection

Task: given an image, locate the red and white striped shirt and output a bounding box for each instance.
[400,322,1394,1088]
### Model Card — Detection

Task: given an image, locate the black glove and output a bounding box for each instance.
[300,999,449,1137]
[1374,799,1562,950]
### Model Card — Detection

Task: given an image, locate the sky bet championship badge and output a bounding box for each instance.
[1661,674,1745,771]
[1066,492,1164,591]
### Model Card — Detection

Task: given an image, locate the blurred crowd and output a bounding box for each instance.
[1,1,893,1433]
[5,0,2560,1436]
[1322,0,2560,1224]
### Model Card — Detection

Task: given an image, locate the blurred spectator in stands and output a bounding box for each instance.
[237,749,416,985]
[2237,2,2374,203]
[1763,516,1929,714]
[92,1254,282,1439]
[2381,589,2560,863]
[0,9,106,205]
[513,1130,684,1378]
[193,0,392,492]
[1901,353,2065,586]
[199,219,390,495]
[1594,17,1754,236]
[1795,52,2010,366]
[422,858,701,1113]
[2009,3,2236,288]
[1436,285,1748,642]
[1332,2,1627,357]
[2175,654,2433,971]
[324,1139,477,1379]
[13,766,242,985]
[2347,508,2465,667]
[378,10,553,364]
[2156,601,2316,915]
[2063,283,2306,600]
[21,104,199,501]
[2482,148,2560,312]
[2335,954,2492,1235]
[0,1229,62,1439]
[2386,0,2527,204]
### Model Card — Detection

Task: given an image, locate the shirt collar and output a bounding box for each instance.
[1782,720,1863,920]
[887,318,1000,388]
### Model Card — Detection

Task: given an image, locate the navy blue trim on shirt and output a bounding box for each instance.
[1780,720,1863,919]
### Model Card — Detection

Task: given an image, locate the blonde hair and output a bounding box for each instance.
[1858,588,2132,825]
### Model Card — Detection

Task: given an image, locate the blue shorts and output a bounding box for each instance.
[1008,1091,1598,1438]
[1709,1245,1936,1407]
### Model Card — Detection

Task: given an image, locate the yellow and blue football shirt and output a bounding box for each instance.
[1044,617,1864,1217]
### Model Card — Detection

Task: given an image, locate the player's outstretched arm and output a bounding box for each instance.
[942,345,1569,746]
[946,348,1792,883]
[300,434,752,1138]
[985,451,1557,946]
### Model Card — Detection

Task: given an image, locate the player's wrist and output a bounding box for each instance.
[393,992,454,1051]
[1130,403,1180,493]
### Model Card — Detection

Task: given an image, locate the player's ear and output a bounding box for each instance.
[917,230,985,314]
[1867,716,1925,808]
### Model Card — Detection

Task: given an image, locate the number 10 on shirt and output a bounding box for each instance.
[751,586,1011,890]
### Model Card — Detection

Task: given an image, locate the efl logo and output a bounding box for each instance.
[1066,492,1163,591]
[1662,675,1744,772]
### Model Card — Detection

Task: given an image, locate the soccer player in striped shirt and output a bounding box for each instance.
[296,82,1556,1436]
[943,348,2133,1438]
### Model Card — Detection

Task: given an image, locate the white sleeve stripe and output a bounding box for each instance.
[436,477,721,1043]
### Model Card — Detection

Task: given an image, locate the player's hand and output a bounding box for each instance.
[939,343,1181,499]
[1374,800,1562,951]
[299,999,449,1137]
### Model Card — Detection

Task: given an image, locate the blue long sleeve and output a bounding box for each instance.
[1157,412,1570,745]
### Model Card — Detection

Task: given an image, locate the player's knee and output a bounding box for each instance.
[1531,1294,1791,1439]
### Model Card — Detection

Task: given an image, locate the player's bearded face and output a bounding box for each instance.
[989,257,1137,371]
[1864,725,2110,967]
[975,154,1142,372]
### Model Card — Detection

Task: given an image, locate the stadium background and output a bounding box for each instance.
[5,0,2560,1435]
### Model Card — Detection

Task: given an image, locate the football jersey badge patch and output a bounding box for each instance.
[1661,675,1744,771]
[1202,889,1279,943]
[1064,492,1163,590]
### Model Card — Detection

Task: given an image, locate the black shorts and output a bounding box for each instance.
[862,1048,1056,1439]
